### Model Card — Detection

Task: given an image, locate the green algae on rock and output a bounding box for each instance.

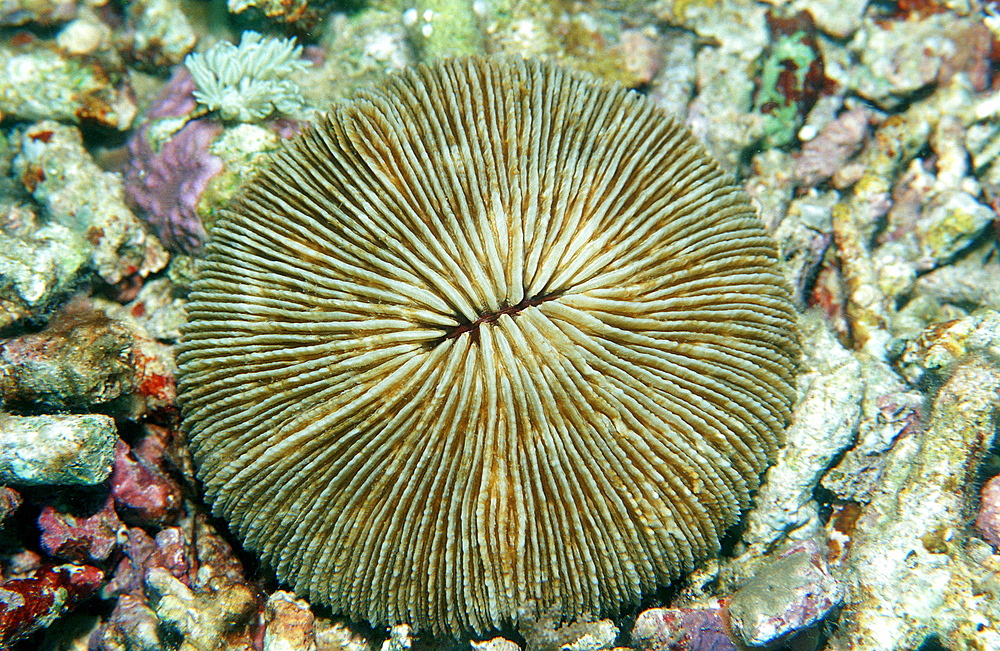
[178,57,799,635]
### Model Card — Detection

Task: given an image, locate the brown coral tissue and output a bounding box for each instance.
[178,57,800,636]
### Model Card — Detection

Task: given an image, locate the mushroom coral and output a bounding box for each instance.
[178,57,799,636]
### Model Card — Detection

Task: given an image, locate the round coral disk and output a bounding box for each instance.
[178,57,799,636]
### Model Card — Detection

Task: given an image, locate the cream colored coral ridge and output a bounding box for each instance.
[178,57,799,635]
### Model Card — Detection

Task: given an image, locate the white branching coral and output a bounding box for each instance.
[184,31,309,123]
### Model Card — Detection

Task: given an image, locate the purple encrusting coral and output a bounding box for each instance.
[123,68,223,254]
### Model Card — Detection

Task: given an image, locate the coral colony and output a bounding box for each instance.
[185,31,310,123]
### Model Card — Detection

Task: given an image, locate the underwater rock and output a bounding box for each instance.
[38,494,127,564]
[264,591,317,651]
[123,68,291,253]
[309,8,409,111]
[122,0,196,69]
[672,0,768,171]
[646,30,696,120]
[404,0,483,60]
[794,107,871,188]
[14,121,167,285]
[3,549,42,580]
[117,275,188,342]
[0,201,86,330]
[97,593,162,651]
[831,80,973,359]
[116,255,194,343]
[686,313,911,609]
[0,299,177,418]
[0,413,116,486]
[145,567,257,651]
[631,603,735,651]
[146,527,190,583]
[194,122,285,237]
[103,510,243,600]
[558,620,619,651]
[835,318,1000,649]
[99,519,246,648]
[0,0,76,25]
[110,438,182,528]
[686,45,764,173]
[773,189,837,307]
[0,304,134,411]
[840,13,987,110]
[0,562,103,646]
[227,0,306,24]
[189,514,247,590]
[821,388,922,505]
[895,310,1000,386]
[379,624,412,651]
[479,2,655,89]
[0,486,20,522]
[912,188,994,269]
[976,474,1000,549]
[520,619,619,651]
[726,540,842,649]
[472,637,521,651]
[314,618,372,651]
[55,13,113,57]
[792,0,868,39]
[914,244,1000,313]
[0,43,136,129]
[739,314,862,555]
[862,104,995,340]
[104,527,173,598]
[966,119,1000,203]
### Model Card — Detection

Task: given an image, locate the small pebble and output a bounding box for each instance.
[0,563,104,647]
[631,604,735,651]
[110,438,182,527]
[146,567,257,651]
[56,18,109,56]
[314,618,371,651]
[726,541,842,648]
[380,624,412,651]
[38,495,127,564]
[561,620,619,651]
[264,591,317,651]
[472,637,520,651]
[0,486,21,522]
[976,474,1000,548]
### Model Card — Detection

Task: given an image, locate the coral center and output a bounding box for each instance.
[445,292,561,339]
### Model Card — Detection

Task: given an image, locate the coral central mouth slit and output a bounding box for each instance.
[445,292,562,339]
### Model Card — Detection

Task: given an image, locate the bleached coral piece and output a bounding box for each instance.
[184,31,309,122]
